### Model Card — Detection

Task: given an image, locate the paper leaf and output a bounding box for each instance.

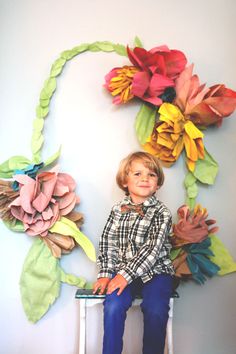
[40,78,57,100]
[33,118,44,132]
[60,43,89,60]
[44,146,61,167]
[113,44,127,56]
[185,197,196,210]
[184,172,197,187]
[134,36,143,48]
[49,217,96,262]
[0,156,31,177]
[3,219,25,232]
[31,134,44,154]
[50,57,67,77]
[209,235,236,276]
[60,268,86,288]
[135,104,156,144]
[40,98,50,108]
[20,238,61,323]
[193,149,219,185]
[36,105,49,119]
[89,41,114,52]
[170,248,182,260]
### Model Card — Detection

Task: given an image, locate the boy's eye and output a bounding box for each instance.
[149,173,157,178]
[133,172,141,176]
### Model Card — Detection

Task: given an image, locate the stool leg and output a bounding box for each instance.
[79,299,86,354]
[167,298,174,354]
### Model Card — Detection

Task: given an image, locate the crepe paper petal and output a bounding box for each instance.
[44,146,61,167]
[60,268,86,288]
[0,156,31,178]
[20,238,61,322]
[50,57,67,77]
[193,149,218,185]
[135,103,156,144]
[209,235,236,276]
[49,217,96,262]
[134,36,143,48]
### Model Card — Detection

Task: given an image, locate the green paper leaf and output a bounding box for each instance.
[36,105,49,119]
[170,248,182,260]
[20,238,61,323]
[49,217,96,262]
[113,44,127,56]
[3,219,25,232]
[185,197,196,210]
[33,118,44,132]
[40,98,50,108]
[193,149,218,185]
[40,77,57,100]
[44,146,61,167]
[134,36,143,48]
[50,57,66,77]
[0,156,31,177]
[209,235,236,276]
[89,41,114,52]
[135,104,156,144]
[31,134,44,154]
[60,43,89,60]
[60,268,86,288]
[184,172,197,187]
[186,183,198,198]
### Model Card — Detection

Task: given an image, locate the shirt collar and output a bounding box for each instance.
[121,195,158,207]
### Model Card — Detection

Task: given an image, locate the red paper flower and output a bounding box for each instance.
[105,45,187,106]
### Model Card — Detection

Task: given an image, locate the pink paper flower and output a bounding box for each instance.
[174,64,236,127]
[9,169,80,236]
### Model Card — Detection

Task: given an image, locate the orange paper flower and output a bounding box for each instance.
[172,204,218,248]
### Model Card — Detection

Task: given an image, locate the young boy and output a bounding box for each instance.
[93,151,174,354]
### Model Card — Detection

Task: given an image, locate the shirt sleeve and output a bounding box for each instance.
[118,208,172,283]
[97,209,119,279]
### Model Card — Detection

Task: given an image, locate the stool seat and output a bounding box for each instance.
[75,288,178,354]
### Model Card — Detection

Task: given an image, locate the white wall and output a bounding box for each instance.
[0,1,236,353]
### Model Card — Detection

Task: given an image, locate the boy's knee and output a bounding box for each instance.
[104,292,132,316]
[141,300,169,322]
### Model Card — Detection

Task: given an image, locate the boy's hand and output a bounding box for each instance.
[93,277,110,295]
[106,274,128,296]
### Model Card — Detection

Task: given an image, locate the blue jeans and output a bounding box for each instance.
[102,274,173,354]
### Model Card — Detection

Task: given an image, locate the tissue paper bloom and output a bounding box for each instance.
[0,180,19,222]
[174,64,236,127]
[143,102,205,171]
[172,204,218,248]
[9,170,80,236]
[105,45,187,106]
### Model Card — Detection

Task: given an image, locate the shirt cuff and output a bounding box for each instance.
[117,269,135,284]
[97,269,114,279]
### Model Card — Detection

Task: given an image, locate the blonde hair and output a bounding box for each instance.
[116,151,164,194]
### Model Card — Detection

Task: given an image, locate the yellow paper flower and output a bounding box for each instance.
[143,102,205,171]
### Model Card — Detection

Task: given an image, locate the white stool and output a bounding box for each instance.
[75,289,177,354]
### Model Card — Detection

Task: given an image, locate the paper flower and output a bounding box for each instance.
[143,102,205,171]
[0,180,20,222]
[174,64,236,127]
[9,168,79,236]
[173,238,220,284]
[105,45,187,106]
[172,204,218,248]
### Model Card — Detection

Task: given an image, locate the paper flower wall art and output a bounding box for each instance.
[0,37,236,322]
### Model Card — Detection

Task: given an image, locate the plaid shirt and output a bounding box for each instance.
[97,195,174,284]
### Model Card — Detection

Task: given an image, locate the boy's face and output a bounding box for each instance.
[123,160,159,204]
